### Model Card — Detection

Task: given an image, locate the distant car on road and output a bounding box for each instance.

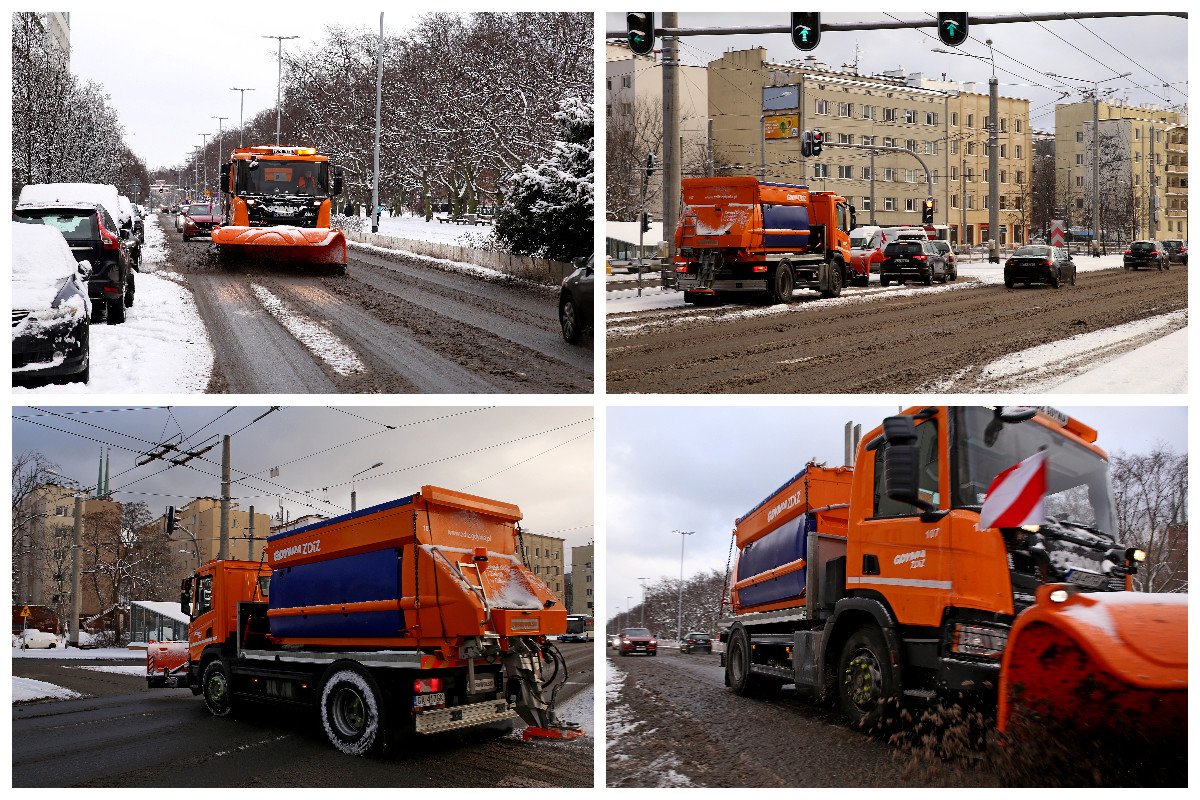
[1004,245,1076,289]
[559,254,593,345]
[1161,239,1187,265]
[181,202,220,241]
[11,221,92,384]
[680,632,713,654]
[1124,240,1169,271]
[928,239,957,281]
[618,627,657,657]
[879,239,950,286]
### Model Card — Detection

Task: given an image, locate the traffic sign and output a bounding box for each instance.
[1050,220,1065,248]
[937,13,969,47]
[791,13,821,52]
[20,605,32,618]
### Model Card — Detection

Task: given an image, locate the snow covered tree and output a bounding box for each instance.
[492,97,593,262]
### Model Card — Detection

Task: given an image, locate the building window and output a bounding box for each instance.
[924,140,937,155]
[999,170,1007,183]
[838,132,852,144]
[1077,130,1085,142]
[884,197,896,211]
[1135,152,1142,163]
[983,195,989,210]
[983,115,990,130]
[950,166,957,181]
[983,169,990,183]
[1075,153,1084,166]
[862,104,875,120]
[534,565,541,574]
[925,111,938,126]
[621,75,632,89]
[905,139,917,152]
[1016,119,1023,133]
[55,506,68,516]
[905,198,917,212]
[965,168,974,182]
[838,164,853,179]
[812,163,829,178]
[1015,170,1024,184]
[815,98,830,115]
[862,166,872,179]
[883,136,896,148]
[861,197,872,211]
[1134,128,1141,140]
[620,102,632,116]
[966,194,974,210]
[883,107,897,122]
[1075,198,1084,210]
[999,144,1007,158]
[967,141,975,155]
[884,167,896,181]
[951,194,959,208]
[1076,175,1083,188]
[838,102,853,117]
[861,135,875,146]
[905,169,917,183]
[999,118,1007,133]
[967,113,974,128]
[905,109,917,124]
[999,195,1008,210]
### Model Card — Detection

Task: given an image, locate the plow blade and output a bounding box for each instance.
[999,584,1186,772]
[213,225,347,266]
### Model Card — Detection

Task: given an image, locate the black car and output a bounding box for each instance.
[1124,240,1169,271]
[879,240,950,286]
[1161,239,1187,265]
[559,253,594,344]
[1004,245,1077,289]
[11,221,91,384]
[680,632,713,654]
[13,203,136,324]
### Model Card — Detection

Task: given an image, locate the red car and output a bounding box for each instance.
[181,202,220,241]
[619,627,657,657]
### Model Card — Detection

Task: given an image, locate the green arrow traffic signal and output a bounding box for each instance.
[937,13,969,47]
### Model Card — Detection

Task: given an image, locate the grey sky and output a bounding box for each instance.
[605,11,1187,133]
[606,405,1186,618]
[13,406,594,564]
[68,9,426,169]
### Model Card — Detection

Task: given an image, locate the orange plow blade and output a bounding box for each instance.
[213,225,347,266]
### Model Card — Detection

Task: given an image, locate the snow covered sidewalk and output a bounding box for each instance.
[13,676,82,703]
[1045,327,1188,393]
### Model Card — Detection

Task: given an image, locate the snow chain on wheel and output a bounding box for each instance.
[319,666,388,757]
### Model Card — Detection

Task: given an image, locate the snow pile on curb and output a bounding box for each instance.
[13,676,82,703]
[12,646,145,660]
[138,212,168,271]
[553,685,595,737]
[1046,327,1187,393]
[250,284,364,376]
[73,665,146,676]
[348,241,545,288]
[375,213,495,246]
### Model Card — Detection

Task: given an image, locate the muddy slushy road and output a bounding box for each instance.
[607,648,994,788]
[606,265,1185,393]
[160,215,592,394]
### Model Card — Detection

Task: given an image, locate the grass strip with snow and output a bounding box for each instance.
[73,665,147,676]
[249,284,365,376]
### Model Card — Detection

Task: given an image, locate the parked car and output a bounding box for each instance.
[879,239,950,286]
[14,185,136,324]
[608,634,621,649]
[1124,240,1169,271]
[11,221,91,384]
[14,629,60,649]
[928,239,957,280]
[618,627,657,657]
[559,253,594,344]
[1161,239,1187,265]
[1004,245,1077,289]
[680,632,713,654]
[181,202,220,240]
[119,195,143,267]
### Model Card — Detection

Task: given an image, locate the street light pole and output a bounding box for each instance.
[229,88,255,148]
[263,35,299,146]
[212,116,227,214]
[674,530,694,641]
[636,577,649,626]
[197,134,210,196]
[350,462,384,511]
[372,13,384,233]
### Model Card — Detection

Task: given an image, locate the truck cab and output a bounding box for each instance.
[180,560,271,665]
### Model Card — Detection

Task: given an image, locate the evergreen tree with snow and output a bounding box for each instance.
[492,97,593,263]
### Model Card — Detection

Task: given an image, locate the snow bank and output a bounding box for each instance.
[13,676,83,703]
[12,271,214,395]
[376,213,494,246]
[1046,328,1187,393]
[250,284,365,376]
[74,665,146,676]
[553,685,595,737]
[16,182,123,229]
[138,211,168,271]
[348,241,545,288]
[12,646,144,660]
[11,221,79,309]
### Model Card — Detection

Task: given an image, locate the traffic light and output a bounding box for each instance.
[641,212,652,232]
[922,198,936,224]
[791,13,821,52]
[644,152,656,179]
[937,13,969,47]
[627,12,655,56]
[810,130,824,156]
[165,505,176,535]
[801,130,814,158]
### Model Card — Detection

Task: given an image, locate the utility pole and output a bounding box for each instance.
[198,133,210,196]
[675,529,694,641]
[987,42,999,262]
[212,116,227,213]
[263,34,299,146]
[706,118,714,176]
[1093,91,1101,254]
[662,11,680,266]
[869,147,877,225]
[248,505,255,560]
[219,435,230,561]
[372,13,384,233]
[1148,124,1156,241]
[69,492,83,647]
[230,88,255,148]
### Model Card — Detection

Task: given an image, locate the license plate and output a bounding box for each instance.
[1065,568,1106,589]
[471,675,496,693]
[413,692,446,709]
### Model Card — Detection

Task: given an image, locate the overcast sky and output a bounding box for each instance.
[605,11,1188,133]
[13,405,594,564]
[67,8,428,169]
[606,405,1186,620]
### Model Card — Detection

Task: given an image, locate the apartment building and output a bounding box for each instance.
[569,542,594,615]
[520,532,567,607]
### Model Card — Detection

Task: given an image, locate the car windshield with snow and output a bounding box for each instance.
[11,220,91,384]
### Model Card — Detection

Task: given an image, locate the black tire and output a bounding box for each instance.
[72,363,90,385]
[182,234,190,242]
[319,665,388,757]
[880,275,891,288]
[202,659,234,717]
[125,274,135,307]
[650,651,657,657]
[820,260,843,299]
[771,262,795,304]
[1070,269,1077,286]
[838,627,897,730]
[1023,281,1031,288]
[923,272,933,286]
[559,295,583,344]
[107,296,126,324]
[1049,269,1060,289]
[90,300,107,324]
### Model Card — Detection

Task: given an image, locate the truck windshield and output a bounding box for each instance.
[952,407,1114,533]
[243,160,327,196]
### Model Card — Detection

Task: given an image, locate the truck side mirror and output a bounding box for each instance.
[881,415,933,513]
[220,163,230,190]
[850,206,857,230]
[179,577,192,617]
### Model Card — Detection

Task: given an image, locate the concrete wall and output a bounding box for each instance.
[345,231,575,286]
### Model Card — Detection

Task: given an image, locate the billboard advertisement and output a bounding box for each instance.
[764,114,799,140]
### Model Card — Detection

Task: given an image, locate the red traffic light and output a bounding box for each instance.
[811,130,823,156]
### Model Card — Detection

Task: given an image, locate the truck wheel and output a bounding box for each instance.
[202,659,234,717]
[770,262,795,304]
[838,627,897,731]
[727,627,776,697]
[880,275,890,288]
[820,260,843,299]
[320,666,388,757]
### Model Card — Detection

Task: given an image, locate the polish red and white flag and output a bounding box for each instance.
[979,450,1048,530]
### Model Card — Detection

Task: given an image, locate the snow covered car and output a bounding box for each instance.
[14,186,136,324]
[559,253,593,344]
[15,629,61,649]
[120,194,144,266]
[11,221,91,384]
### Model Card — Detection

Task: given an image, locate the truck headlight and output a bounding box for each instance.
[950,623,1008,659]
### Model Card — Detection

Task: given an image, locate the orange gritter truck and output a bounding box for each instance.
[213,145,347,268]
[674,176,856,304]
[720,406,1185,760]
[147,486,583,755]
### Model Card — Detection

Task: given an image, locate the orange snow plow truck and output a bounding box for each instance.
[213,145,347,269]
[146,486,582,755]
[720,407,1185,760]
[674,176,855,304]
